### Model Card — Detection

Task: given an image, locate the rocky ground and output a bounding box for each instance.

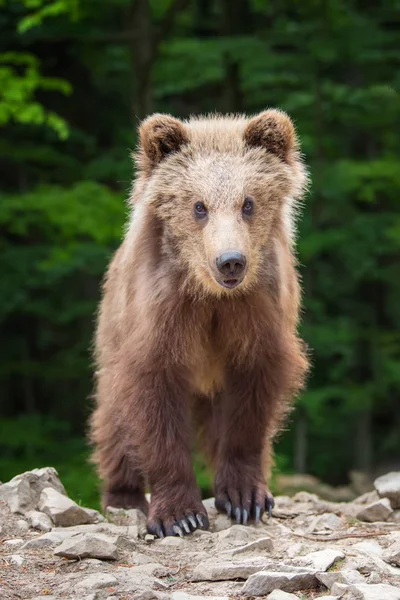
[1,469,400,600]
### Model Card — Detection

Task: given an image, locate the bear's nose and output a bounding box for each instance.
[216,252,247,277]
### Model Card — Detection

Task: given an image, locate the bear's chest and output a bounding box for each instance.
[189,338,225,397]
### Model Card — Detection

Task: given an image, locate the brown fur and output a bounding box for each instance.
[90,109,309,535]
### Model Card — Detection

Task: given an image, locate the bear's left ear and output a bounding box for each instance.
[139,113,189,170]
[244,109,297,163]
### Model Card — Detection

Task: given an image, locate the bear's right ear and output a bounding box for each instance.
[138,113,189,172]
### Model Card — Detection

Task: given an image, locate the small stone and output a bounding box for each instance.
[145,533,155,543]
[22,530,71,549]
[299,548,345,571]
[308,513,344,533]
[38,487,92,527]
[171,593,229,600]
[192,557,271,581]
[331,582,351,596]
[54,533,119,560]
[368,572,382,583]
[83,507,105,523]
[192,557,313,582]
[341,583,400,599]
[16,519,29,533]
[213,513,232,532]
[383,540,400,566]
[316,570,364,590]
[26,510,53,532]
[105,506,146,533]
[9,554,25,566]
[160,536,185,546]
[356,498,393,522]
[374,472,400,509]
[293,491,319,503]
[216,524,257,547]
[131,551,155,565]
[243,570,317,595]
[317,597,341,600]
[232,537,274,555]
[267,591,300,600]
[74,573,118,591]
[4,538,24,547]
[353,491,380,505]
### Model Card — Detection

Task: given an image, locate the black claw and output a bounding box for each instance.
[235,507,241,524]
[188,514,197,530]
[268,505,273,519]
[243,509,248,525]
[196,513,205,529]
[172,524,184,537]
[157,525,165,538]
[225,501,232,518]
[255,504,261,524]
[180,519,191,534]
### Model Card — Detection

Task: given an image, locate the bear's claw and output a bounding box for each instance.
[147,511,209,538]
[216,488,275,524]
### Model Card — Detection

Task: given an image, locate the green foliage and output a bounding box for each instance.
[0,51,71,138]
[0,0,399,506]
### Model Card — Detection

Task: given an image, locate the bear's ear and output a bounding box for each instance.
[244,109,297,163]
[139,113,189,170]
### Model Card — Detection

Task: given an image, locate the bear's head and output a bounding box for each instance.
[134,110,307,296]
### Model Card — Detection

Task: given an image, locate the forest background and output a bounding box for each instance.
[1,0,399,508]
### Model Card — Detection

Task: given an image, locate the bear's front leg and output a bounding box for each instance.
[214,365,277,525]
[132,366,208,537]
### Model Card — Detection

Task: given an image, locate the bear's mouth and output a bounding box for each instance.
[221,278,240,289]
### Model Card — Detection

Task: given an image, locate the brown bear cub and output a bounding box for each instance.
[90,109,309,537]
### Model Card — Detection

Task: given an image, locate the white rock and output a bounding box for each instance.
[216,524,260,547]
[316,569,364,590]
[16,519,29,533]
[213,514,232,532]
[353,491,380,505]
[171,594,229,600]
[145,534,155,542]
[105,506,146,531]
[308,513,344,533]
[299,548,345,571]
[9,554,25,566]
[267,591,300,600]
[83,507,105,523]
[38,487,92,526]
[74,573,118,591]
[159,536,186,546]
[383,540,400,566]
[243,570,317,595]
[293,491,320,503]
[331,584,350,596]
[356,498,393,522]
[131,551,155,565]
[54,533,119,560]
[232,537,274,554]
[22,530,73,549]
[341,583,400,599]
[374,472,400,509]
[26,510,53,532]
[192,557,314,582]
[317,597,341,600]
[0,467,66,514]
[4,538,24,547]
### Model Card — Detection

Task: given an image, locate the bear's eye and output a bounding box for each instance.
[242,197,254,217]
[194,202,208,219]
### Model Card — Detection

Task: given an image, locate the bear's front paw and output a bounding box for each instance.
[147,493,209,538]
[214,466,274,525]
